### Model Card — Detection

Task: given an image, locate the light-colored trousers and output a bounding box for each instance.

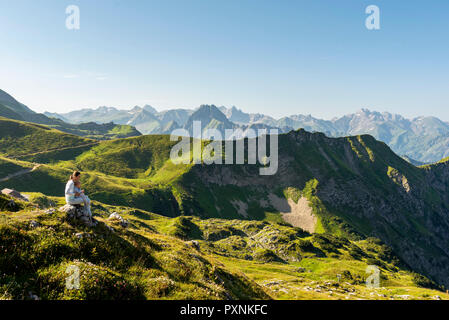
[68,194,92,217]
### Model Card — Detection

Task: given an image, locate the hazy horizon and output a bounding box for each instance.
[2,84,448,122]
[36,101,449,123]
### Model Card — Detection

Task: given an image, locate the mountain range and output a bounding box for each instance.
[47,102,449,164]
[3,86,449,164]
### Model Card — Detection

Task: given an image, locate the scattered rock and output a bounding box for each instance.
[108,212,128,228]
[109,212,121,220]
[2,188,29,202]
[28,291,39,300]
[45,208,56,215]
[188,240,200,251]
[74,232,94,239]
[264,281,281,287]
[30,220,39,229]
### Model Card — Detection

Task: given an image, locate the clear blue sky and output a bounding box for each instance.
[1,0,448,120]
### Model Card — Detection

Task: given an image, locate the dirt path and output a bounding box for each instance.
[0,164,42,182]
[0,141,97,183]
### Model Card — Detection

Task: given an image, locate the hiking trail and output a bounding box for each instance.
[0,164,42,182]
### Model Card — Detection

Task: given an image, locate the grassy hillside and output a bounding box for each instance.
[65,135,181,179]
[0,193,446,300]
[0,195,268,300]
[0,157,34,178]
[0,157,184,217]
[46,120,142,140]
[0,117,96,158]
[0,93,141,140]
[0,103,24,121]
[2,127,449,289]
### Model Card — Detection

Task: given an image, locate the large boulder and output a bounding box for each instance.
[59,204,97,227]
[59,204,78,215]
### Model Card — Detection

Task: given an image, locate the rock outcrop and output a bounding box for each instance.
[59,204,97,227]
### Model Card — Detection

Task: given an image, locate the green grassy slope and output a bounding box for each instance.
[0,194,445,300]
[0,96,141,140]
[67,135,181,179]
[2,126,449,288]
[0,156,184,218]
[46,120,142,140]
[0,117,96,158]
[0,195,268,300]
[0,157,34,178]
[176,130,449,288]
[0,103,24,121]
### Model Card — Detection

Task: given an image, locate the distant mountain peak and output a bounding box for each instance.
[194,104,229,121]
[143,104,157,114]
[222,105,250,124]
[96,106,118,113]
[184,104,235,133]
[130,106,142,112]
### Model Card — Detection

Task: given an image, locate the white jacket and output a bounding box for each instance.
[65,180,76,203]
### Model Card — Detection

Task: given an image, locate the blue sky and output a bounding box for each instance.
[1,0,448,120]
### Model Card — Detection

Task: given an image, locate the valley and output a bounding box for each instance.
[2,89,449,300]
[2,113,449,299]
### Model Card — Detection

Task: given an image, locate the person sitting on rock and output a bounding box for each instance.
[74,179,93,224]
[65,171,92,221]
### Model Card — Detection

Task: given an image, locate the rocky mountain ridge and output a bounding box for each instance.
[47,101,449,163]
